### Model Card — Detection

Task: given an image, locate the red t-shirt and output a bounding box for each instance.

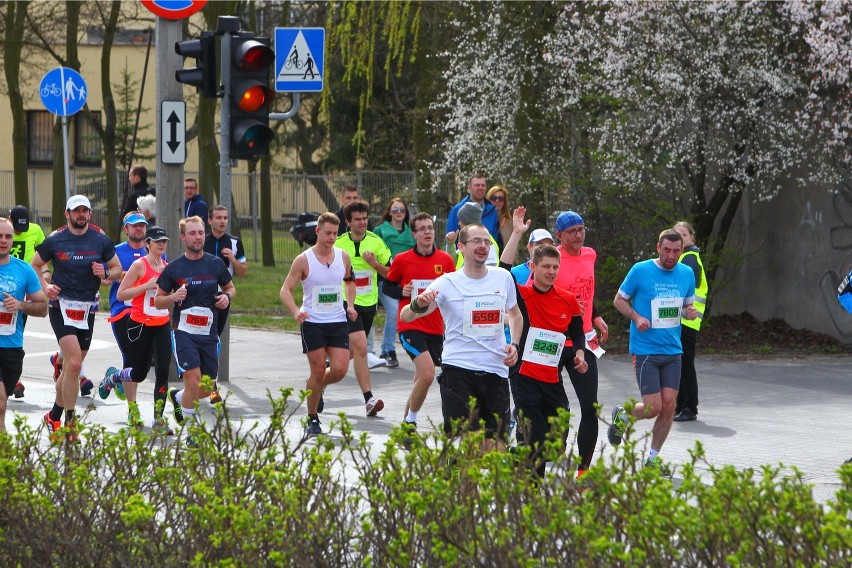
[518,283,582,383]
[385,247,456,336]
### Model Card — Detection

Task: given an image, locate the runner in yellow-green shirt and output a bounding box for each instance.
[333,200,391,417]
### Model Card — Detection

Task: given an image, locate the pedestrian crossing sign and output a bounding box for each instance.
[274,27,325,93]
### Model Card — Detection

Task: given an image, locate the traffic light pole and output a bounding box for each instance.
[218,18,236,383]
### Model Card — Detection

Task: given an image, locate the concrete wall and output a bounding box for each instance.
[712,180,852,343]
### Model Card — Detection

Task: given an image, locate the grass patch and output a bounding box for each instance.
[228,261,386,332]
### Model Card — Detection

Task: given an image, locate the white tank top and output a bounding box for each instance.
[301,247,347,323]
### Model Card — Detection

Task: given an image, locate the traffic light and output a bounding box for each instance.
[229,34,275,159]
[175,31,218,98]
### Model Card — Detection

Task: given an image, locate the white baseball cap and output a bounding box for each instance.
[66,195,92,211]
[529,228,554,244]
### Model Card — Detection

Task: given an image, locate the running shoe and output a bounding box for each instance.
[13,381,24,398]
[80,376,95,398]
[401,421,418,451]
[607,405,628,446]
[168,387,184,425]
[43,413,62,444]
[365,396,384,417]
[49,352,62,381]
[127,403,143,429]
[65,420,80,444]
[99,367,119,399]
[384,351,399,369]
[113,380,126,401]
[644,456,673,477]
[305,417,322,436]
[366,352,387,369]
[209,383,223,404]
[151,417,174,436]
[152,417,174,436]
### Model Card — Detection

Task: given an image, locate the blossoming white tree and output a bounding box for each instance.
[433,1,850,283]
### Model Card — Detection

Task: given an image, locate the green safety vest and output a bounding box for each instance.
[680,249,707,331]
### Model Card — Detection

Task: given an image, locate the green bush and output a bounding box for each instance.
[0,393,848,566]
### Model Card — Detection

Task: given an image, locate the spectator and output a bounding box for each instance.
[373,197,416,368]
[445,174,499,245]
[122,165,156,218]
[486,185,513,256]
[183,178,208,225]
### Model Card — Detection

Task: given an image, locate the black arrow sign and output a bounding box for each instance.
[166,111,181,153]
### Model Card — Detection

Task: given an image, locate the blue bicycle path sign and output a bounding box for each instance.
[40,67,88,117]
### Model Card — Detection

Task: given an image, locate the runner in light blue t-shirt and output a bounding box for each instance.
[608,228,699,476]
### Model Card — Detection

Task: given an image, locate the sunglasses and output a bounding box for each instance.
[390,207,406,213]
[489,195,506,202]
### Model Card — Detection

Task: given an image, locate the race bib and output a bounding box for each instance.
[584,329,606,359]
[143,289,169,318]
[354,270,373,295]
[177,306,214,335]
[651,297,682,329]
[410,279,433,298]
[312,285,342,313]
[59,298,91,330]
[522,327,564,367]
[0,305,18,335]
[463,296,505,338]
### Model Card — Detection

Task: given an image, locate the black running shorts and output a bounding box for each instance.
[439,364,510,440]
[301,321,350,354]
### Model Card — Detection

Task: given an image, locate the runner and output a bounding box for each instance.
[99,226,175,435]
[334,200,388,417]
[8,205,47,399]
[401,223,522,450]
[31,195,122,443]
[0,217,48,431]
[609,228,699,474]
[383,212,455,442]
[153,216,235,445]
[102,211,150,427]
[499,207,588,476]
[204,205,249,403]
[280,212,357,436]
[553,210,609,478]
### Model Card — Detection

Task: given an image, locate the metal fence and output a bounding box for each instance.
[0,168,462,263]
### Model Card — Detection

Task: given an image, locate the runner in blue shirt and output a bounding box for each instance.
[607,228,698,475]
[0,217,48,431]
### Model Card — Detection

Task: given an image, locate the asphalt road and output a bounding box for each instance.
[8,314,850,503]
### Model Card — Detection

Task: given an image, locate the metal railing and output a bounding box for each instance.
[0,168,461,263]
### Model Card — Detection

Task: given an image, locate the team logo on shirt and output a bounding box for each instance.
[434,265,443,274]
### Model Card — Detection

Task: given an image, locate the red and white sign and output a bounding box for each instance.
[141,0,207,20]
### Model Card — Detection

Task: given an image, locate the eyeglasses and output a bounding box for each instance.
[462,237,491,246]
[184,186,197,190]
[414,226,434,233]
[489,195,505,202]
[561,227,586,236]
[390,207,406,213]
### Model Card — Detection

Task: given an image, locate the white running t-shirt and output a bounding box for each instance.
[428,266,517,377]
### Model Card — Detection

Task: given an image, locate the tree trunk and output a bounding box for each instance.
[97,1,120,237]
[3,1,30,207]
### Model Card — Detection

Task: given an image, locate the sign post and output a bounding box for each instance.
[39,67,88,200]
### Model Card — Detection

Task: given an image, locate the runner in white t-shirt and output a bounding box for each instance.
[401,224,522,450]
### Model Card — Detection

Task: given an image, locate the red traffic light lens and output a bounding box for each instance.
[237,42,274,72]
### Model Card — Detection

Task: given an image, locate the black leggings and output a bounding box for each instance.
[126,320,172,416]
[560,349,599,471]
